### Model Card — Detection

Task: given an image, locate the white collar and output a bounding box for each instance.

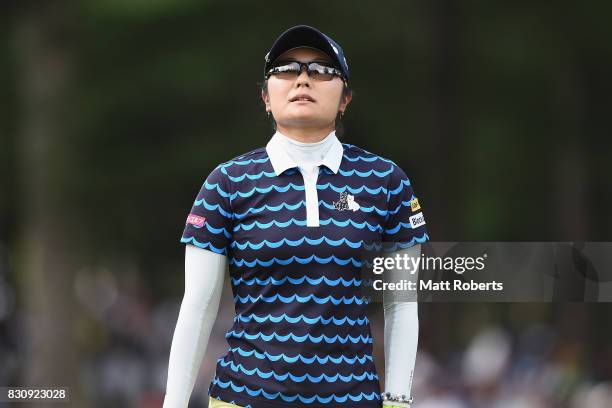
[265,130,344,176]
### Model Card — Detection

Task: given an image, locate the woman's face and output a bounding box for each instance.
[262,47,351,135]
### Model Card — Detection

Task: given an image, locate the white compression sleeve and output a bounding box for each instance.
[382,243,421,406]
[163,245,227,408]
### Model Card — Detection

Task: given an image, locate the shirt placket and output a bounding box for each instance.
[298,166,320,227]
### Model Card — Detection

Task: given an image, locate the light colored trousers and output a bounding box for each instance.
[209,396,244,408]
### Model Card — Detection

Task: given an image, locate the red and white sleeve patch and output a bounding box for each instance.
[186,213,205,227]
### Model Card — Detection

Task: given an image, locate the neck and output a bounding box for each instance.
[275,124,336,143]
[276,129,335,147]
[274,128,336,172]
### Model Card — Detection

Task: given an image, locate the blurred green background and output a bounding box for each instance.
[1,1,611,407]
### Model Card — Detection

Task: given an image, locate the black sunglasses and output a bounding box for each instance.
[265,61,347,85]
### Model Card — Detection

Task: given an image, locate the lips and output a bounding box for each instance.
[290,94,315,102]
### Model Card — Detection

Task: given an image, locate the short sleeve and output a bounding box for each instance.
[381,164,430,248]
[180,164,233,256]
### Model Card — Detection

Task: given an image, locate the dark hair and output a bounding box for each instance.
[259,79,353,138]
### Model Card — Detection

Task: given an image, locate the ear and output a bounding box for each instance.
[261,89,270,110]
[339,90,352,112]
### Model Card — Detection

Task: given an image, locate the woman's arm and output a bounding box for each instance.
[382,243,421,408]
[163,245,227,408]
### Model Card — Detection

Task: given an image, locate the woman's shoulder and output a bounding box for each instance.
[210,147,267,169]
[341,142,401,169]
[218,146,268,167]
[340,142,414,186]
[206,147,268,182]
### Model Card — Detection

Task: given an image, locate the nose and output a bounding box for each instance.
[295,66,310,87]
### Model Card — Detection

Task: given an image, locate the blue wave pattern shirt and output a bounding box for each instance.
[180,136,429,408]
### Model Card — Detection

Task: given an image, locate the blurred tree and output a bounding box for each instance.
[12,3,87,407]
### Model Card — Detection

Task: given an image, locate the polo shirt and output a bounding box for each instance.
[180,132,429,408]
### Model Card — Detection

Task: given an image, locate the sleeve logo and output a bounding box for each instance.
[186,213,205,227]
[410,198,421,212]
[409,212,426,228]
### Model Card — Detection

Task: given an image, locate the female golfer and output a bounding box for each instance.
[163,25,429,408]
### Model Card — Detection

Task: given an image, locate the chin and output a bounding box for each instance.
[284,111,334,124]
[284,112,317,123]
[282,117,327,128]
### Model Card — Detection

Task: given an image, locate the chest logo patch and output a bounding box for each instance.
[333,192,360,212]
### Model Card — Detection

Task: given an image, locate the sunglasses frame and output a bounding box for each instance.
[265,61,347,86]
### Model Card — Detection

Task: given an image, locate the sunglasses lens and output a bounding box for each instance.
[308,63,336,81]
[270,62,301,79]
[268,61,341,81]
